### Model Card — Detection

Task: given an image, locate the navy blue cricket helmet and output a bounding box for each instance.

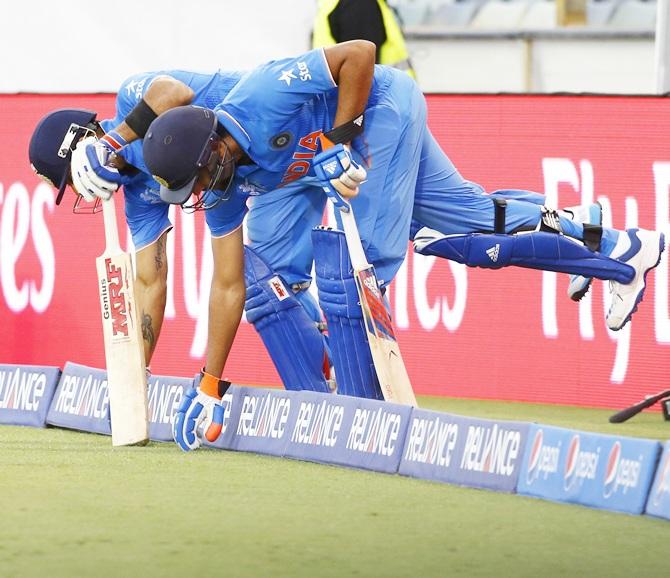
[143,105,221,205]
[28,108,98,204]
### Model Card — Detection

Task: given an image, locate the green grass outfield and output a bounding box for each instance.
[2,396,670,578]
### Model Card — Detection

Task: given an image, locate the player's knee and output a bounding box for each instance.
[312,227,362,318]
[244,246,330,393]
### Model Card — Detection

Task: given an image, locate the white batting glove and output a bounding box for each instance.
[313,143,367,209]
[70,136,123,202]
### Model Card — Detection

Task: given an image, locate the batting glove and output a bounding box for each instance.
[70,133,131,202]
[172,370,231,452]
[313,143,366,210]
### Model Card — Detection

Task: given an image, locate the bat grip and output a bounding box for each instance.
[101,196,122,253]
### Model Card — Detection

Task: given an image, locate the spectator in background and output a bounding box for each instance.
[312,0,416,78]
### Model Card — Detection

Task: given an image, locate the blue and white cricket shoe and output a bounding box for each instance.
[606,228,665,331]
[566,202,603,301]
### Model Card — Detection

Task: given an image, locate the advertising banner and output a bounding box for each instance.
[2,94,669,409]
[645,441,670,519]
[399,409,529,492]
[517,425,661,514]
[285,391,412,473]
[0,364,61,427]
[46,362,111,436]
[147,374,193,442]
[223,387,301,457]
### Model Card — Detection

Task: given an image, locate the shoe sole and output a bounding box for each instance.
[568,202,603,302]
[569,278,592,302]
[609,232,665,331]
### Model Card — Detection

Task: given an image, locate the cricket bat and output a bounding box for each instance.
[96,196,149,446]
[340,204,418,407]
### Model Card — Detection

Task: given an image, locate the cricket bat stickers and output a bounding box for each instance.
[340,205,418,407]
[96,196,149,446]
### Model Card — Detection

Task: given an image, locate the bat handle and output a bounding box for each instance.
[339,204,369,269]
[101,196,122,253]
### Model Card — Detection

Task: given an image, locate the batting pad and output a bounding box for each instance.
[312,227,383,400]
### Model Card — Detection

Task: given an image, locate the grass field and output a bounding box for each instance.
[2,395,670,578]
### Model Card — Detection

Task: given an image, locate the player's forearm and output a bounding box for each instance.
[324,40,375,131]
[204,280,246,378]
[115,76,195,143]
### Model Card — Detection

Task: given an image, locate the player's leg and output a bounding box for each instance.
[412,128,664,329]
[244,182,332,392]
[342,69,427,286]
[310,71,427,399]
[123,181,173,365]
[312,226,383,400]
[490,190,603,300]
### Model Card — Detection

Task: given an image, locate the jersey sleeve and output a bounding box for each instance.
[107,72,167,172]
[112,72,165,124]
[224,48,336,107]
[204,183,250,237]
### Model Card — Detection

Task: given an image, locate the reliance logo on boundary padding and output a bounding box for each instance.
[0,364,61,427]
[399,409,529,492]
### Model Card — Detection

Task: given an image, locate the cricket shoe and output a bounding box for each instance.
[606,228,665,331]
[563,202,603,301]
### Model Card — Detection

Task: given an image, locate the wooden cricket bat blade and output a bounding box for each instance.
[341,207,418,407]
[97,198,149,446]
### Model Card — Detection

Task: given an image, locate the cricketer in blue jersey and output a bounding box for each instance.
[30,68,338,451]
[29,70,252,424]
[56,41,664,451]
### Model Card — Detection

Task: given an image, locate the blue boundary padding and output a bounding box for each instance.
[2,365,669,520]
[517,424,660,515]
[0,364,61,428]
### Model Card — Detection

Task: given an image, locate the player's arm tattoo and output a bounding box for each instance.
[142,312,155,350]
[154,235,166,271]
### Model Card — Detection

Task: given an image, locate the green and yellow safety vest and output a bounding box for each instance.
[313,0,416,78]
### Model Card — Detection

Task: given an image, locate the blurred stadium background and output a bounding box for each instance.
[1,0,668,408]
[2,1,670,576]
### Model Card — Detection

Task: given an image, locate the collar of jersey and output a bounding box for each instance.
[214,109,251,153]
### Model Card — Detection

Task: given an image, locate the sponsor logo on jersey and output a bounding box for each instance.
[297,61,311,82]
[270,131,293,149]
[278,69,297,86]
[140,187,163,204]
[239,180,262,195]
[124,77,148,100]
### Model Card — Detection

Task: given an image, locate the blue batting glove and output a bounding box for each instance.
[313,143,366,211]
[70,132,132,202]
[173,371,230,452]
